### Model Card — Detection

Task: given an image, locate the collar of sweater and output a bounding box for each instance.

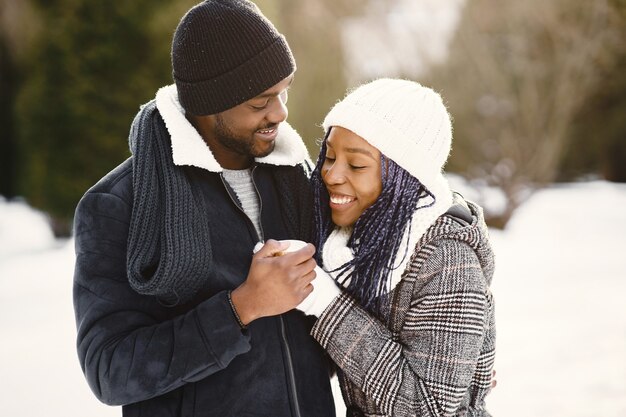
[322,175,453,292]
[155,84,310,173]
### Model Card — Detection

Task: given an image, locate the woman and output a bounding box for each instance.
[296,79,496,416]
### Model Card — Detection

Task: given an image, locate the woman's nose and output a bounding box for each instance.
[323,164,346,185]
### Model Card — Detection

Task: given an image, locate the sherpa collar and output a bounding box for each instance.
[155,84,309,172]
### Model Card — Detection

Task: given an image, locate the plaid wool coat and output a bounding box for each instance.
[312,201,496,417]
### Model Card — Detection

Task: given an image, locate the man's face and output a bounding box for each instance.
[191,75,293,169]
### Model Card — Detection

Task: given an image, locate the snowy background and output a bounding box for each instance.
[1,180,625,417]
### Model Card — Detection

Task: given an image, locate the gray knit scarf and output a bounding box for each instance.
[126,100,313,306]
[127,101,212,306]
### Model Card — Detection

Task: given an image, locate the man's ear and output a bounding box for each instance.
[187,113,215,130]
[187,113,217,141]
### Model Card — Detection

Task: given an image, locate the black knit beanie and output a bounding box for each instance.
[171,0,296,116]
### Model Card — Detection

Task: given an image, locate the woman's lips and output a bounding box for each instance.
[329,193,356,210]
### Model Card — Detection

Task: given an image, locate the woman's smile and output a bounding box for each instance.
[329,193,357,206]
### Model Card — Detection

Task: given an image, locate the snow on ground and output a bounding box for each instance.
[486,181,626,417]
[1,182,625,417]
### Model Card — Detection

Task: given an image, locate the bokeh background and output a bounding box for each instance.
[1,0,625,416]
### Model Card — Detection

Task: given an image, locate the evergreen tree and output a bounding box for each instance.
[15,0,360,234]
[16,0,175,235]
[0,34,18,198]
[1,0,39,199]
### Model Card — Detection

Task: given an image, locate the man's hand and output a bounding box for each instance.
[231,240,316,325]
[295,267,341,317]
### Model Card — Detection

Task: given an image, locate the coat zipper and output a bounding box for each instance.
[280,316,302,417]
[250,166,264,242]
[250,167,302,417]
[221,168,302,417]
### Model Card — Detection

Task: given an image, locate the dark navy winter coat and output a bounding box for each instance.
[73,153,336,416]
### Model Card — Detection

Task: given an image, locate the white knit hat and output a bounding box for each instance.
[323,78,452,201]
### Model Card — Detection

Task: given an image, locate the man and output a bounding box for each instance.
[72,1,336,415]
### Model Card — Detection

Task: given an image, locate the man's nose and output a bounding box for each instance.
[266,95,288,124]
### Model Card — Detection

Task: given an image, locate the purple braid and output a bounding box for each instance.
[312,135,434,317]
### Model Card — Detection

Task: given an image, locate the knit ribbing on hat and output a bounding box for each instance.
[323,78,452,200]
[172,0,296,115]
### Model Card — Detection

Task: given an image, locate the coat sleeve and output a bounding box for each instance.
[311,239,490,416]
[73,190,251,406]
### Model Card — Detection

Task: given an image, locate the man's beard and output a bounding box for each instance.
[214,115,276,158]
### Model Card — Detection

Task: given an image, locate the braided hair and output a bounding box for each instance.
[312,135,434,317]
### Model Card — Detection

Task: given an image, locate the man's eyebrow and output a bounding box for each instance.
[253,77,294,99]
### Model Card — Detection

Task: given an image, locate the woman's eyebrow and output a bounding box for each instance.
[345,147,376,159]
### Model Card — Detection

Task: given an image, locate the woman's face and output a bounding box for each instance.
[321,126,383,227]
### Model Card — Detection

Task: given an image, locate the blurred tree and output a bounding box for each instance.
[560,0,626,183]
[0,0,40,198]
[561,53,626,183]
[0,33,17,198]
[255,0,366,154]
[427,0,625,227]
[16,0,186,235]
[13,0,360,235]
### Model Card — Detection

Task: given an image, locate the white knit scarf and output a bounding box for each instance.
[322,188,452,292]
